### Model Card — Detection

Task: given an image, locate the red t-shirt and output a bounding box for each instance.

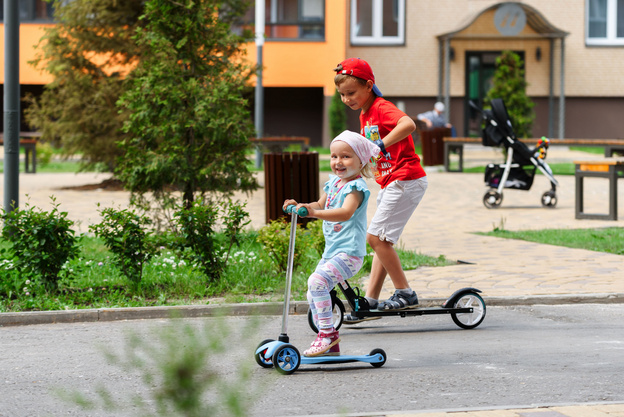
[360,97,426,188]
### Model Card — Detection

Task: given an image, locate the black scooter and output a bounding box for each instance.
[308,281,486,333]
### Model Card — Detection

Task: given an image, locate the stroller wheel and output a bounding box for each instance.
[483,190,503,209]
[541,191,557,208]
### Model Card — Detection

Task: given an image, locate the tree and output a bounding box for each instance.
[484,50,535,138]
[116,0,257,218]
[25,0,146,171]
[329,89,347,139]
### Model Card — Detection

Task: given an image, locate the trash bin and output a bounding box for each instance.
[420,127,451,166]
[264,152,319,225]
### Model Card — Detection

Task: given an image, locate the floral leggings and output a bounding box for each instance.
[308,253,363,332]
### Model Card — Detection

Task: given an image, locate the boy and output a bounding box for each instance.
[333,58,428,319]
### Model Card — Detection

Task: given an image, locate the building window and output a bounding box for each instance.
[587,0,624,45]
[265,0,325,40]
[350,0,405,46]
[232,0,325,41]
[0,0,56,22]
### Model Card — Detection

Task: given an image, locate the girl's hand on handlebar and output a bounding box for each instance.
[282,199,298,212]
[297,203,316,218]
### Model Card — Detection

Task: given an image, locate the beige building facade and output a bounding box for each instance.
[342,0,624,141]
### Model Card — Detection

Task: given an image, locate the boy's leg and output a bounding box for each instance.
[366,237,409,300]
[366,177,428,306]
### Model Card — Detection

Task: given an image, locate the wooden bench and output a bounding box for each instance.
[443,137,624,172]
[574,157,624,220]
[0,132,41,173]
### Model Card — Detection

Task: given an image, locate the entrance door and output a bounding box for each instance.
[464,52,498,137]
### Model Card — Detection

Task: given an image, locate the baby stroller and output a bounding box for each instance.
[473,99,558,209]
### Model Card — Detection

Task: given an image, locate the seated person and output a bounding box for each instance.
[417,102,452,129]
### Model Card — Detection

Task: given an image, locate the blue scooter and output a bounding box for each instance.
[254,205,386,375]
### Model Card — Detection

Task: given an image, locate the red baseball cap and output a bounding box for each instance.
[334,58,383,97]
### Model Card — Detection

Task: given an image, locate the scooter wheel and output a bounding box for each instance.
[254,339,275,368]
[369,348,387,368]
[483,190,503,209]
[307,295,345,333]
[451,292,486,329]
[541,191,557,208]
[272,344,301,375]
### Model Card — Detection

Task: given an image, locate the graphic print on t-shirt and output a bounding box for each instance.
[363,122,391,180]
[364,123,380,142]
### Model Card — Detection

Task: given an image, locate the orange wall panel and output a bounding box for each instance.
[245,0,346,96]
[0,23,55,84]
[1,0,347,94]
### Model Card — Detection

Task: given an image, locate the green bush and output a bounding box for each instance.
[303,219,325,257]
[257,218,314,272]
[89,206,152,287]
[1,198,79,292]
[174,201,221,283]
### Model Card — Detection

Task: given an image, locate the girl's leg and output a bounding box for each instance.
[304,254,363,357]
[308,254,364,331]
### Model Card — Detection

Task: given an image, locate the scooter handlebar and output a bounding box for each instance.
[284,205,308,217]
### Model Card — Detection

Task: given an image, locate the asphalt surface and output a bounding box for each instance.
[1,145,623,416]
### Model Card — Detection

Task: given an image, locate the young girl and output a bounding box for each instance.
[282,130,380,357]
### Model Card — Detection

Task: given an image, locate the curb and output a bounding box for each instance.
[1,293,623,327]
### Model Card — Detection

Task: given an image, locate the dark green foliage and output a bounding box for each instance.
[174,202,222,283]
[484,50,535,138]
[329,89,347,138]
[304,219,325,257]
[116,0,258,217]
[256,218,314,272]
[1,198,79,292]
[220,200,253,264]
[25,0,146,170]
[89,206,152,286]
[174,199,251,283]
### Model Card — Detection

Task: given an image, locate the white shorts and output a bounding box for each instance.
[367,177,428,244]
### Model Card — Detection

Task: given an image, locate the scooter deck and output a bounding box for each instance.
[301,353,384,365]
[348,305,473,318]
[257,340,385,365]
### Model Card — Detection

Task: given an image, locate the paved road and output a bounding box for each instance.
[2,304,624,417]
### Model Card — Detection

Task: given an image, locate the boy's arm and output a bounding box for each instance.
[379,115,416,148]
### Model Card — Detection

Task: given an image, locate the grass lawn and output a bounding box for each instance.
[0,231,452,312]
[478,227,624,255]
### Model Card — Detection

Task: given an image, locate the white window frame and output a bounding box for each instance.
[350,0,405,46]
[586,0,624,46]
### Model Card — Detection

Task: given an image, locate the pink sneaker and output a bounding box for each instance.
[303,330,341,357]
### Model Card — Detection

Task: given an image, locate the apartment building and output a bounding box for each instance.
[1,1,623,147]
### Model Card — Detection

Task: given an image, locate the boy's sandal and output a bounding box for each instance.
[378,292,419,311]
